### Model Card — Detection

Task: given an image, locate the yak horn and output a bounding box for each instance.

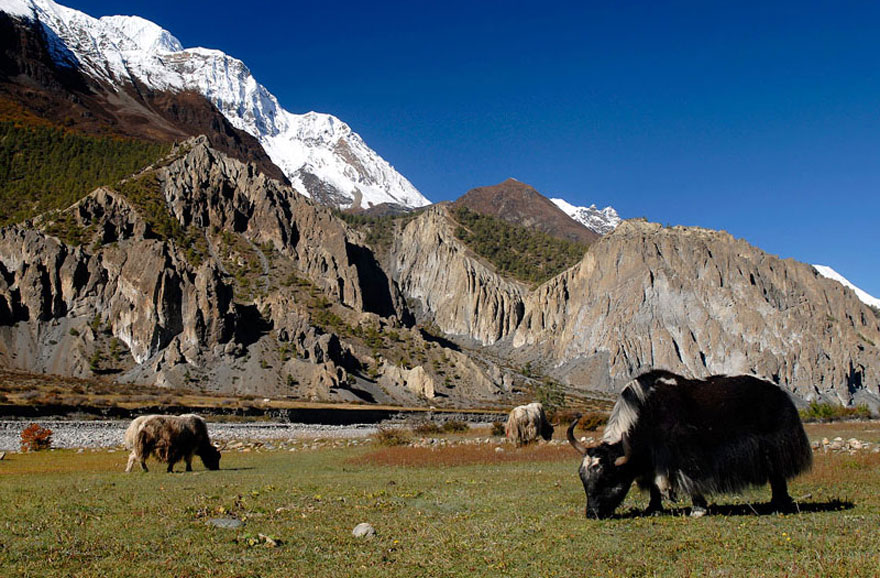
[566,416,588,456]
[614,455,629,466]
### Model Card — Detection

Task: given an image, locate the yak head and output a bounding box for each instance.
[567,418,635,519]
[541,419,555,441]
[199,445,222,471]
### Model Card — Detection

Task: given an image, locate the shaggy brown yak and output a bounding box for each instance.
[124,414,221,473]
[505,402,554,447]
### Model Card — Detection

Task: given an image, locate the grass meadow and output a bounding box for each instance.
[0,422,878,577]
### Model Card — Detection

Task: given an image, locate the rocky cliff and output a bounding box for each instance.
[390,206,527,346]
[388,211,880,408]
[0,139,507,405]
[2,136,878,410]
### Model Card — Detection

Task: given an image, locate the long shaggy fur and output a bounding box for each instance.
[622,370,811,497]
[505,402,554,447]
[571,369,813,518]
[124,414,221,473]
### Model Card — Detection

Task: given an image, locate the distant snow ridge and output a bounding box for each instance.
[0,0,430,209]
[813,265,880,309]
[550,197,621,235]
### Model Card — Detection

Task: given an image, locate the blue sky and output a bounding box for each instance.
[73,0,880,297]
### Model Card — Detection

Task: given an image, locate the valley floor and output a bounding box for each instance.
[0,423,878,576]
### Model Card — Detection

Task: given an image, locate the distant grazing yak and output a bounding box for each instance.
[505,402,554,447]
[124,414,221,473]
[567,370,812,518]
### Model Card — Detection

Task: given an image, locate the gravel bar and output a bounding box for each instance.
[0,420,380,451]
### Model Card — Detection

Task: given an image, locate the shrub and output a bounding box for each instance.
[535,379,565,414]
[491,421,506,437]
[375,427,411,447]
[800,401,873,423]
[578,412,607,432]
[20,423,53,452]
[441,420,469,433]
[549,409,607,432]
[411,421,442,435]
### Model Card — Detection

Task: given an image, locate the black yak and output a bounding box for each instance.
[567,370,812,518]
[124,414,221,473]
[505,402,554,447]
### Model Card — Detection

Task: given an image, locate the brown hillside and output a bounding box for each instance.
[0,12,286,183]
[453,178,598,244]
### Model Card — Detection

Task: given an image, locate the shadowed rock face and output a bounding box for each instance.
[389,211,880,406]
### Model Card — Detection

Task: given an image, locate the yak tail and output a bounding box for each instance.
[134,428,152,461]
[567,416,588,456]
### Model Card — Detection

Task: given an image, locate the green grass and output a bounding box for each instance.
[0,423,878,576]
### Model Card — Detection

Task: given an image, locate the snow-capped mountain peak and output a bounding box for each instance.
[99,15,183,53]
[550,197,622,235]
[1,0,430,209]
[813,265,880,309]
[0,0,32,18]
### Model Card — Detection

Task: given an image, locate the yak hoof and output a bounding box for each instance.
[690,506,707,518]
[770,498,796,513]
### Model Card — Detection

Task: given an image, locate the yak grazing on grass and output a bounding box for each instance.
[567,370,812,518]
[124,414,221,473]
[505,402,554,447]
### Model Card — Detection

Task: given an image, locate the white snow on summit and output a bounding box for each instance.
[550,197,621,235]
[813,265,880,309]
[0,0,32,17]
[0,0,430,209]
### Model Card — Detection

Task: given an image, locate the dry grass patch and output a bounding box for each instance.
[351,442,573,468]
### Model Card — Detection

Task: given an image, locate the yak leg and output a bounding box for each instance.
[166,450,178,473]
[690,494,708,518]
[125,451,137,473]
[769,474,794,511]
[645,485,664,515]
[185,454,193,472]
[126,450,148,472]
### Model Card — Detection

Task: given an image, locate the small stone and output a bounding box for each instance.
[206,517,243,529]
[352,522,375,538]
[494,447,504,453]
